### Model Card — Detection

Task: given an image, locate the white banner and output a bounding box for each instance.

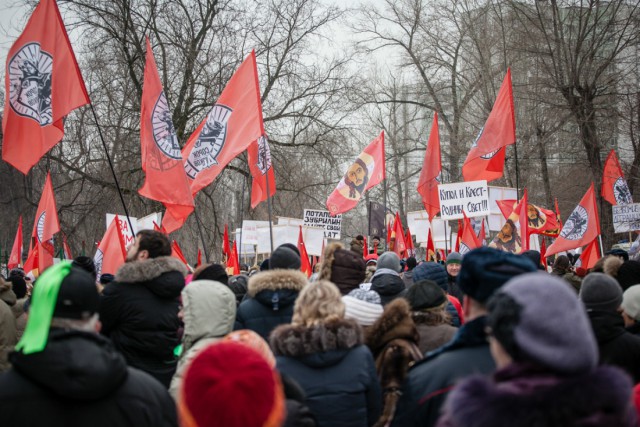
[106,214,137,248]
[138,212,162,232]
[277,217,304,226]
[613,203,640,233]
[303,209,342,239]
[256,225,325,256]
[241,220,271,245]
[438,180,489,220]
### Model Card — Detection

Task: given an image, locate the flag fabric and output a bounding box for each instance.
[196,248,202,268]
[405,228,415,258]
[555,198,561,224]
[298,226,311,277]
[602,149,633,206]
[62,234,72,260]
[8,216,23,269]
[326,131,386,215]
[94,215,127,277]
[426,228,436,262]
[248,135,276,208]
[391,212,407,257]
[2,0,90,174]
[227,241,240,276]
[139,37,194,233]
[182,50,264,196]
[363,235,368,258]
[455,219,463,252]
[171,240,190,268]
[30,172,60,272]
[223,224,230,261]
[368,201,386,238]
[497,199,560,237]
[478,218,486,245]
[462,69,516,182]
[417,113,442,221]
[546,183,601,258]
[23,245,39,276]
[490,190,528,254]
[578,238,601,270]
[459,212,481,255]
[540,238,548,270]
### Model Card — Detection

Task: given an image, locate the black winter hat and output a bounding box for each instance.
[50,267,100,320]
[260,258,270,271]
[269,246,301,270]
[99,273,115,285]
[8,276,27,299]
[72,256,97,280]
[194,263,229,285]
[457,247,537,303]
[405,280,447,311]
[615,260,640,291]
[521,250,543,270]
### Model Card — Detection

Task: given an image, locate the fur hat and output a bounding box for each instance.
[178,341,285,427]
[489,273,598,375]
[580,272,623,312]
[269,246,301,270]
[319,242,365,295]
[457,247,537,303]
[378,252,401,272]
[622,285,640,321]
[405,280,447,311]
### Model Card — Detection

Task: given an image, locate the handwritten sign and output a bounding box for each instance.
[613,203,640,233]
[303,209,342,239]
[106,214,137,247]
[438,180,489,220]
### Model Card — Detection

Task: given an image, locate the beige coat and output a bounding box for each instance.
[0,280,17,373]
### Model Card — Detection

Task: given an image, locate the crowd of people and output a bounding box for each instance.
[1,229,640,426]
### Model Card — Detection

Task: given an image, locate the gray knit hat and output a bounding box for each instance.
[494,272,598,375]
[378,252,401,273]
[446,252,463,265]
[579,272,623,312]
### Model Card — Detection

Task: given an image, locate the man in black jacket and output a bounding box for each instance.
[391,247,536,427]
[0,263,177,427]
[100,229,187,388]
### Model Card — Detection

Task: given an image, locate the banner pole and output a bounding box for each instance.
[598,234,605,257]
[266,163,274,253]
[444,219,448,254]
[384,178,389,251]
[239,176,246,263]
[193,208,210,262]
[514,141,520,198]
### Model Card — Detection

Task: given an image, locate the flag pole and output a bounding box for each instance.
[239,176,246,264]
[193,208,210,262]
[265,162,274,253]
[88,104,135,234]
[514,141,520,198]
[598,234,604,257]
[443,219,448,254]
[384,177,389,251]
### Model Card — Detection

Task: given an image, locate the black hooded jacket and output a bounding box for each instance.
[100,256,187,387]
[0,329,176,427]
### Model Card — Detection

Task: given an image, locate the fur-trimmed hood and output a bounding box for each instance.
[0,279,16,307]
[366,298,418,356]
[115,256,187,298]
[270,318,363,367]
[440,364,635,427]
[247,269,307,297]
[318,242,365,294]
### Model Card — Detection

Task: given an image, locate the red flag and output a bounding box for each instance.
[2,0,89,174]
[30,172,59,272]
[426,228,436,262]
[578,239,601,270]
[139,37,194,233]
[555,197,561,224]
[8,216,23,269]
[391,212,407,257]
[417,113,442,221]
[386,219,392,250]
[152,221,168,234]
[497,199,560,237]
[249,135,276,208]
[171,240,190,268]
[490,190,528,253]
[183,50,264,196]
[23,245,39,276]
[478,218,486,245]
[226,241,240,275]
[298,226,312,277]
[326,131,386,215]
[455,219,463,252]
[540,238,548,269]
[94,215,127,277]
[222,224,231,261]
[462,69,516,182]
[602,149,633,206]
[363,235,368,258]
[196,249,203,268]
[405,228,415,258]
[546,183,601,257]
[459,212,481,255]
[62,234,72,260]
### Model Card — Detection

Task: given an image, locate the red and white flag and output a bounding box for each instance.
[182,50,264,196]
[326,131,386,215]
[578,238,601,270]
[496,198,560,238]
[8,217,23,269]
[490,190,529,254]
[417,113,442,221]
[405,228,415,258]
[94,215,127,277]
[30,172,60,272]
[459,212,481,255]
[462,69,516,182]
[2,0,89,174]
[139,37,194,233]
[546,183,601,257]
[298,226,311,278]
[602,149,633,206]
[248,135,276,208]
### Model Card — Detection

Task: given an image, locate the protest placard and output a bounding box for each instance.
[613,203,640,233]
[303,209,342,239]
[438,180,490,220]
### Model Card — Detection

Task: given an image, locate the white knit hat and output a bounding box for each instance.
[342,295,383,326]
[622,285,640,321]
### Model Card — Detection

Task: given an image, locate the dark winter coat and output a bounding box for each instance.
[446,274,463,301]
[586,309,640,383]
[370,269,407,306]
[100,256,187,388]
[366,299,423,427]
[436,363,635,427]
[271,318,382,427]
[351,238,365,255]
[235,269,307,340]
[0,280,17,373]
[402,270,415,289]
[391,317,495,427]
[0,329,177,427]
[413,312,457,355]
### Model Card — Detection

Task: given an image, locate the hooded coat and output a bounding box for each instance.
[11,297,28,341]
[319,242,366,295]
[436,363,635,427]
[271,318,382,427]
[0,329,177,427]
[169,280,237,399]
[100,256,188,388]
[370,269,407,306]
[234,269,307,340]
[0,280,17,373]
